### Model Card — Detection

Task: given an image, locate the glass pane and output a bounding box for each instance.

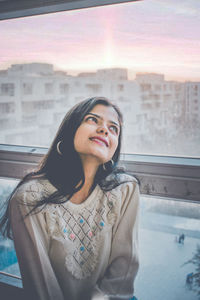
[0,0,200,156]
[136,195,200,300]
[0,178,22,287]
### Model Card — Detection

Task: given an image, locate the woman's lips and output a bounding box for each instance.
[89,136,108,147]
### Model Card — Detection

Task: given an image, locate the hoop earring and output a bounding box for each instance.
[103,159,114,171]
[56,140,63,155]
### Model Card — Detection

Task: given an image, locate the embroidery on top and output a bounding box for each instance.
[46,192,117,279]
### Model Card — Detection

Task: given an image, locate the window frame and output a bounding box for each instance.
[0,144,200,202]
[0,0,141,20]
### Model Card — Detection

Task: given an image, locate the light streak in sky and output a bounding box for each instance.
[0,0,199,81]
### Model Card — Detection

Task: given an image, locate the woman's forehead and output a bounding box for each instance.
[88,104,120,124]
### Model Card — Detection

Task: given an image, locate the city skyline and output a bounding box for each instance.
[1,62,199,157]
[0,0,200,82]
[1,62,199,84]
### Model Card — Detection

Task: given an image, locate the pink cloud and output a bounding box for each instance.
[0,0,199,80]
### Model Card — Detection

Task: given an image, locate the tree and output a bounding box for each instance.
[184,244,200,298]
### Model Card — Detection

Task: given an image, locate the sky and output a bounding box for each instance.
[0,0,200,81]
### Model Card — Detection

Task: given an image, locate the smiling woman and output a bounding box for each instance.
[0,97,140,300]
[74,105,120,165]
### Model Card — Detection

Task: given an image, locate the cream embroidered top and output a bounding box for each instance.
[9,174,139,300]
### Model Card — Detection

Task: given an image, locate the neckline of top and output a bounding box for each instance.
[66,184,102,209]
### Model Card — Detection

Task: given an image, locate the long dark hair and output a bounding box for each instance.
[0,97,132,239]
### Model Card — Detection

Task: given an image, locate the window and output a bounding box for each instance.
[140,84,152,92]
[60,83,69,94]
[85,84,102,93]
[1,84,15,96]
[193,85,198,91]
[154,84,161,91]
[0,103,14,114]
[45,83,53,94]
[33,100,54,110]
[23,83,33,95]
[0,0,199,157]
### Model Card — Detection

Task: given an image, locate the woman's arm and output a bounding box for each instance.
[95,181,140,300]
[9,183,64,300]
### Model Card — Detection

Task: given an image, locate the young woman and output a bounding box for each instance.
[0,97,140,300]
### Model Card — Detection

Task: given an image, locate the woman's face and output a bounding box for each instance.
[74,104,120,165]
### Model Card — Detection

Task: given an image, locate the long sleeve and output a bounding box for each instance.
[9,182,64,300]
[95,181,140,300]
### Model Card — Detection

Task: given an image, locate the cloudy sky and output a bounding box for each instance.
[0,0,200,81]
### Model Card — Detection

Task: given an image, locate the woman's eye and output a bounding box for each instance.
[110,125,118,134]
[85,116,98,123]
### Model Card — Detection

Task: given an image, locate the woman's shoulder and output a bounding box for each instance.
[17,177,45,193]
[11,177,55,205]
[116,172,138,185]
[105,172,139,197]
[104,173,139,216]
[107,171,138,188]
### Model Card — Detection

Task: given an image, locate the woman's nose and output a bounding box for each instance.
[97,125,108,136]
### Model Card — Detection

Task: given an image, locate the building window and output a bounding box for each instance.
[140,84,152,92]
[1,83,15,96]
[45,83,53,94]
[60,83,69,94]
[154,84,161,91]
[0,103,15,113]
[34,100,54,109]
[23,83,33,95]
[193,85,198,91]
[85,84,102,93]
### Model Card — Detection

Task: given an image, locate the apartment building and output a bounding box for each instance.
[0,63,199,155]
[0,63,140,147]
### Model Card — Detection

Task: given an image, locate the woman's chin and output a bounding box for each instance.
[87,150,110,164]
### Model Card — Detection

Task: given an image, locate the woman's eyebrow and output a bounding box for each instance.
[86,112,120,127]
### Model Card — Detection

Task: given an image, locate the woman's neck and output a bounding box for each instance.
[70,157,100,204]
